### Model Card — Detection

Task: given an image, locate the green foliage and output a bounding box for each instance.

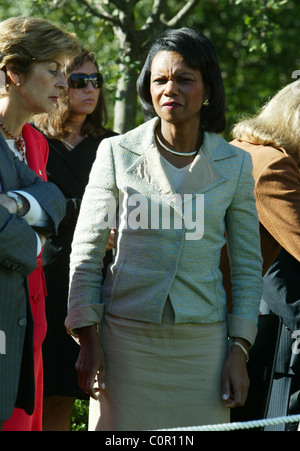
[71,400,89,431]
[0,0,299,136]
[192,0,300,138]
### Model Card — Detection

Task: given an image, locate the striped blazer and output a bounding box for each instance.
[0,130,66,422]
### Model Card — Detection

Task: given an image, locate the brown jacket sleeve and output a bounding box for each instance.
[222,138,300,312]
[255,153,300,269]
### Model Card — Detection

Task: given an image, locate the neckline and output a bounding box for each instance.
[154,122,203,159]
[58,134,89,151]
[60,134,89,151]
[161,155,193,171]
[156,132,198,157]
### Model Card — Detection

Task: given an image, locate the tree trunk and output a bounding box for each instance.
[113,61,139,134]
[75,0,202,133]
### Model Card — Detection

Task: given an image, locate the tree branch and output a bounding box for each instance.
[48,0,69,10]
[133,0,165,47]
[76,0,122,27]
[140,0,164,31]
[160,0,201,27]
[105,0,124,9]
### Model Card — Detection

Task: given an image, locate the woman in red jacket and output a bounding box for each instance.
[3,125,49,431]
[1,16,79,431]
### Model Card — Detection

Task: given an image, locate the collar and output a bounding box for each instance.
[121,118,236,213]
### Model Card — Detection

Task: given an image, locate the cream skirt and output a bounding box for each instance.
[88,314,229,431]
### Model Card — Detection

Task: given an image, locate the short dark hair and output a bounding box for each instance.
[137,27,226,133]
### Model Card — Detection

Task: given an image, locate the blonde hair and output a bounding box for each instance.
[232,79,300,164]
[0,16,80,75]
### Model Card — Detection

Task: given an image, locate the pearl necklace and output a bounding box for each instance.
[0,121,26,161]
[61,138,75,150]
[156,132,198,157]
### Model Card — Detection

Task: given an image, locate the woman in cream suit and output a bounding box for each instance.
[65,28,263,431]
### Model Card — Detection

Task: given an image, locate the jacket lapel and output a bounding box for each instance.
[22,124,47,180]
[130,143,176,198]
[120,118,236,215]
[178,132,234,195]
[0,132,18,191]
[120,117,176,197]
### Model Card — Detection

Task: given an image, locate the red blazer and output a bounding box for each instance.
[23,123,49,348]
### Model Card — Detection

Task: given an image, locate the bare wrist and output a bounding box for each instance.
[78,325,99,346]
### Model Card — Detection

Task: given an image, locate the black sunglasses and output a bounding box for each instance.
[67,72,103,89]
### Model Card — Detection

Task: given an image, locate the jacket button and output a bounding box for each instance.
[18,318,27,327]
[32,293,41,303]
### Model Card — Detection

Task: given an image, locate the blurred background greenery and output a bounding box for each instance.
[0,0,299,138]
[71,400,89,431]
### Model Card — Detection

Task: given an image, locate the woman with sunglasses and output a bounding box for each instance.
[34,48,116,431]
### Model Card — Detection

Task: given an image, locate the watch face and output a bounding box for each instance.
[15,195,23,217]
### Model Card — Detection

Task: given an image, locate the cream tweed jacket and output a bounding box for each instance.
[65,118,263,345]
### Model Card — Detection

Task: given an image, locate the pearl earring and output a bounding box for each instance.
[16,82,21,87]
[203,99,209,106]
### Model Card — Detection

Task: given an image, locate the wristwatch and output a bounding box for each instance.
[6,191,24,217]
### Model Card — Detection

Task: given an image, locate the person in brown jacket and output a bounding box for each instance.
[223,79,300,285]
[221,79,300,428]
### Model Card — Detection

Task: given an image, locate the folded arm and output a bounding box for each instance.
[0,159,66,275]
